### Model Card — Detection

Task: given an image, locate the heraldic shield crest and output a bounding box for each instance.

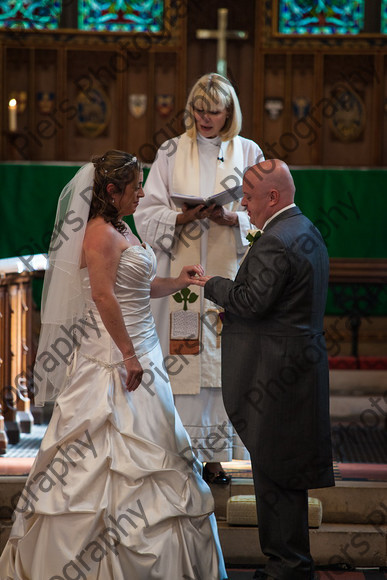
[129,94,147,118]
[156,94,174,118]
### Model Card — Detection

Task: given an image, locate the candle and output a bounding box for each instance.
[8,98,17,132]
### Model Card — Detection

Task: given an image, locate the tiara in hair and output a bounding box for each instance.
[113,157,138,172]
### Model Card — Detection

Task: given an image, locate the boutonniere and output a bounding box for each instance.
[246,229,263,247]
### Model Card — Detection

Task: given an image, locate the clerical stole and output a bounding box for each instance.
[169,133,243,395]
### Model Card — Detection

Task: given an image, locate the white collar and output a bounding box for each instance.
[197,133,222,147]
[262,203,296,230]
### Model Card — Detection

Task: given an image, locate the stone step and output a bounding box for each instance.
[218,521,387,567]
[329,395,386,423]
[329,369,387,395]
[211,479,387,525]
[0,476,26,517]
[0,477,25,553]
[2,516,386,568]
[307,481,387,525]
[0,519,13,555]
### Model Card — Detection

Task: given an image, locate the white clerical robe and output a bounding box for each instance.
[135,132,263,461]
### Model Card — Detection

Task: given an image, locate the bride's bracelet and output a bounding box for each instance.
[122,354,136,362]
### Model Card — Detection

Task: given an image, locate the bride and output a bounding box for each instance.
[0,150,227,580]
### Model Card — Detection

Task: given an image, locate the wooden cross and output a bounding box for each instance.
[196,8,248,77]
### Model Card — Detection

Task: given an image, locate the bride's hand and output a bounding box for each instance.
[177,264,204,287]
[124,356,143,392]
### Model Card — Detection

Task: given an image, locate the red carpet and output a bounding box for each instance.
[316,573,386,579]
[336,462,387,481]
[328,355,387,370]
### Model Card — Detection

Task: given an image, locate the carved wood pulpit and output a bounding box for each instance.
[0,271,40,449]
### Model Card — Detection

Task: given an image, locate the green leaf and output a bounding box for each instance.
[188,293,199,303]
[172,293,183,303]
[181,287,190,299]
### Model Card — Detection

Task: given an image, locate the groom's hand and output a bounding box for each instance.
[190,275,213,287]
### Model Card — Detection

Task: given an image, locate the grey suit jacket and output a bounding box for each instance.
[205,206,334,489]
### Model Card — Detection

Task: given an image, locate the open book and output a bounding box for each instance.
[171,185,243,209]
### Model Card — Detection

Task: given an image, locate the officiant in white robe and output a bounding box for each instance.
[135,73,264,480]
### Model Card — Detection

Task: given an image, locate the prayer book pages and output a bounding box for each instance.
[171,185,242,208]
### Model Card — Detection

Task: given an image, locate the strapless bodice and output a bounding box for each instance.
[80,243,159,358]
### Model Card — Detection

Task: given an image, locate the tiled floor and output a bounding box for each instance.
[1,423,47,457]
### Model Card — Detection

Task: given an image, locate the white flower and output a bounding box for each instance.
[246,229,264,246]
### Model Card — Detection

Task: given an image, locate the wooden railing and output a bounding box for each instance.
[329,258,387,284]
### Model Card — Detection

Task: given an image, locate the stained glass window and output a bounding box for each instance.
[278,1,365,34]
[382,0,387,33]
[78,0,164,32]
[0,1,61,30]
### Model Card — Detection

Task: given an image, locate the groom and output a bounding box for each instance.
[198,159,334,580]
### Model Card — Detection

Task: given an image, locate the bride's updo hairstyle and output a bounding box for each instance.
[90,149,140,233]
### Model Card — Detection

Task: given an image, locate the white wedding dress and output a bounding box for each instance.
[0,243,227,580]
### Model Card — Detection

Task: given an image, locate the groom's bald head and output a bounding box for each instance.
[242,159,295,228]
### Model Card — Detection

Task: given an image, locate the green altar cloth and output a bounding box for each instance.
[0,163,386,315]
